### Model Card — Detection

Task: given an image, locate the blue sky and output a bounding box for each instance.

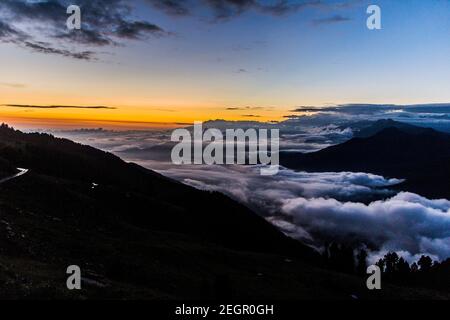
[1,0,450,127]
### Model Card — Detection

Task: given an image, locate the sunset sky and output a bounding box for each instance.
[1,0,450,129]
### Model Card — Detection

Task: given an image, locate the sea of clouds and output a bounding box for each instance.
[50,104,450,262]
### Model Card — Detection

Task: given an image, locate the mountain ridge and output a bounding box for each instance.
[280,120,450,199]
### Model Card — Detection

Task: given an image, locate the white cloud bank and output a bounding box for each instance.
[279,192,450,261]
[161,165,450,261]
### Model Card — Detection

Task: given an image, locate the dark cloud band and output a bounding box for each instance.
[0,0,170,60]
[2,104,116,110]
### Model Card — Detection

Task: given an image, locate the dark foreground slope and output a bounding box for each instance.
[281,120,450,199]
[0,124,448,299]
[0,124,306,255]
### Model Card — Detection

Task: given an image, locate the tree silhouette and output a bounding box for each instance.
[384,252,400,274]
[376,258,385,273]
[397,257,410,274]
[396,257,411,282]
[418,255,433,272]
[356,249,368,275]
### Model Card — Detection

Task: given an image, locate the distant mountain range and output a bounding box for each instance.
[281,119,450,199]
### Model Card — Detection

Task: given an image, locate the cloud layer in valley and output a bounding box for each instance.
[151,162,450,262]
[45,127,450,262]
[158,165,450,262]
[49,104,450,262]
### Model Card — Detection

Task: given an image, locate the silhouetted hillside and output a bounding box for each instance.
[0,124,312,255]
[0,157,17,178]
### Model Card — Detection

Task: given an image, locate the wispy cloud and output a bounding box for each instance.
[23,41,95,60]
[290,106,323,112]
[226,106,268,110]
[312,14,351,25]
[203,0,325,21]
[0,82,26,89]
[147,0,358,21]
[2,104,116,110]
[145,0,191,16]
[241,114,261,118]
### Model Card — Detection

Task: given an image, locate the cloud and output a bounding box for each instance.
[257,0,322,16]
[115,21,168,40]
[203,0,324,20]
[151,165,403,212]
[0,0,170,60]
[2,104,116,109]
[56,29,114,46]
[290,106,336,112]
[204,0,255,20]
[226,106,268,110]
[281,192,450,261]
[145,0,191,16]
[157,163,450,261]
[312,14,351,25]
[0,0,362,60]
[147,0,350,21]
[241,114,261,118]
[0,82,26,89]
[0,18,29,46]
[23,41,95,60]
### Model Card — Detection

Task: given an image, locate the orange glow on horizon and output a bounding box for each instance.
[0,104,293,130]
[0,88,297,129]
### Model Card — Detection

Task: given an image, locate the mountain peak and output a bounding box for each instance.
[353,119,431,138]
[281,121,450,199]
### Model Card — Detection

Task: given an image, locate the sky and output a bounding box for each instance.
[1,0,450,129]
